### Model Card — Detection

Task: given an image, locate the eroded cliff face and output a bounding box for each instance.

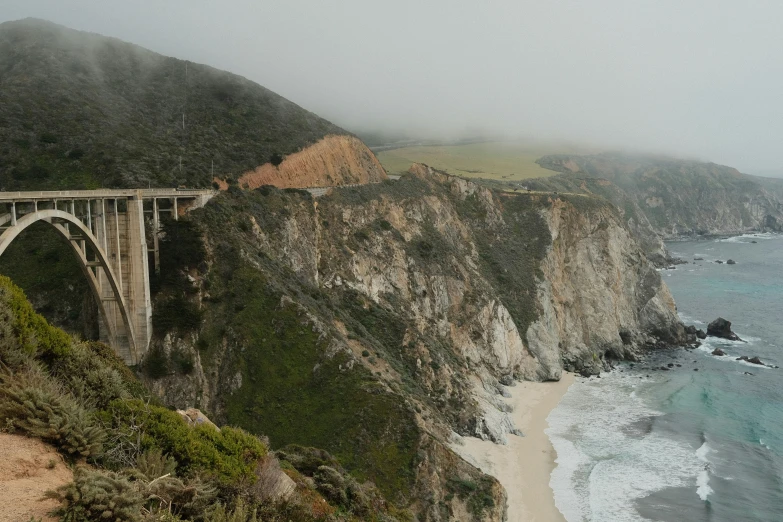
[145,165,687,521]
[232,134,388,189]
[536,153,783,240]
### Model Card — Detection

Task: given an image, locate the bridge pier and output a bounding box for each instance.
[0,189,214,365]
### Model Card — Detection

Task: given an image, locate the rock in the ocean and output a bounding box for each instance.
[715,260,724,264]
[711,348,726,356]
[694,257,704,261]
[707,317,742,341]
[737,355,764,365]
[696,329,707,339]
[751,241,758,244]
[726,259,736,265]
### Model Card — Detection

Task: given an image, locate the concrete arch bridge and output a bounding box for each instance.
[0,189,215,365]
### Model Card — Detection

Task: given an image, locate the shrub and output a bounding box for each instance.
[47,467,143,522]
[0,275,71,358]
[102,400,267,488]
[206,499,259,522]
[0,368,105,457]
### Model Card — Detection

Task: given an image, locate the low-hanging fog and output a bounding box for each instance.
[2,0,782,175]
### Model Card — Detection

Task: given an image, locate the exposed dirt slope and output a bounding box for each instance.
[236,135,387,189]
[0,433,72,522]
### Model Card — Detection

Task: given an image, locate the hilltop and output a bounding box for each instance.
[0,18,383,190]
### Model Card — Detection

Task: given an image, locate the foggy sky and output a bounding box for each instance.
[2,1,782,174]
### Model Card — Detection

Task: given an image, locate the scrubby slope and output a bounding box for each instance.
[0,276,406,521]
[0,18,351,189]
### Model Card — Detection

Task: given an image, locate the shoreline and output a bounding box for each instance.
[452,372,575,522]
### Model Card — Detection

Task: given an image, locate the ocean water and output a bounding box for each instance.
[547,233,783,521]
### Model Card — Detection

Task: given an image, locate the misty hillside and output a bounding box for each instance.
[0,18,346,189]
[525,153,783,246]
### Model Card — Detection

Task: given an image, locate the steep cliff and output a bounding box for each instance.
[143,164,687,520]
[234,135,387,189]
[534,153,783,241]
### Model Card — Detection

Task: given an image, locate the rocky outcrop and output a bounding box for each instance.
[146,164,688,521]
[529,197,686,377]
[233,135,387,190]
[707,317,743,341]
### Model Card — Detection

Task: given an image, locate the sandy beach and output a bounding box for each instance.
[452,372,575,522]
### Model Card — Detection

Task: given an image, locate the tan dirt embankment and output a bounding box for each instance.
[234,135,387,190]
[0,433,72,522]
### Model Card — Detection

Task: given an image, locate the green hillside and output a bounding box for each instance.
[0,18,346,190]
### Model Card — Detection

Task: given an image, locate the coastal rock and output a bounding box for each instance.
[696,329,707,339]
[737,356,763,365]
[726,259,736,265]
[707,317,742,341]
[711,348,726,356]
[694,257,704,261]
[715,260,724,264]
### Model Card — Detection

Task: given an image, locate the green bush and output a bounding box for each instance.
[0,275,71,358]
[0,368,105,457]
[102,399,267,488]
[47,467,143,522]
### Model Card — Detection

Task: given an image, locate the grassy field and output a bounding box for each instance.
[376,141,591,180]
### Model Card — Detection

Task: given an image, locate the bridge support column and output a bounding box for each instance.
[96,197,151,364]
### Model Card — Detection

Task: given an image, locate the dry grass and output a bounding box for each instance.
[376,141,595,180]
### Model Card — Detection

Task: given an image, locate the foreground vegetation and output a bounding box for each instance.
[0,275,404,521]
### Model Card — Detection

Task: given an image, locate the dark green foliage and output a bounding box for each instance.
[142,345,171,379]
[446,477,496,518]
[270,153,284,167]
[466,194,551,337]
[195,259,418,502]
[151,217,206,336]
[156,217,207,292]
[102,399,267,488]
[47,467,144,522]
[0,19,347,190]
[152,295,203,336]
[0,275,72,358]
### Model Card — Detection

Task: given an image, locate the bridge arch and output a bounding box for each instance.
[0,209,139,362]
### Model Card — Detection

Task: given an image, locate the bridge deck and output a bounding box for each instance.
[0,188,215,201]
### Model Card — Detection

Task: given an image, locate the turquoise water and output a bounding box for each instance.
[547,233,783,521]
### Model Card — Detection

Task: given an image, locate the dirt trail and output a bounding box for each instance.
[0,433,72,522]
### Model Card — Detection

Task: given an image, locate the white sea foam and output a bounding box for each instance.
[696,469,713,500]
[716,232,779,243]
[547,372,704,521]
[696,339,772,370]
[695,442,713,501]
